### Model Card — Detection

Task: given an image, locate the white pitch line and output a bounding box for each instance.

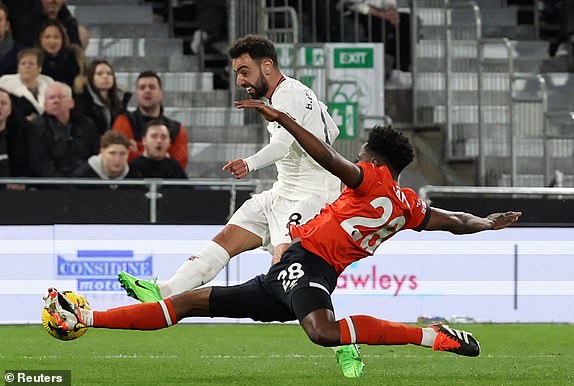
[2,353,565,361]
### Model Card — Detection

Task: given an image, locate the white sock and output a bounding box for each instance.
[420,327,438,347]
[159,241,231,297]
[80,309,93,327]
[331,346,341,352]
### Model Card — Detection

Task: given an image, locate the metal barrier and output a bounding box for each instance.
[413,2,554,187]
[544,111,574,187]
[0,178,272,224]
[477,38,513,185]
[477,39,549,187]
[262,0,392,44]
[419,185,574,226]
[412,0,482,128]
[510,73,547,186]
[445,1,482,159]
[261,4,299,43]
[227,1,393,161]
[419,185,574,199]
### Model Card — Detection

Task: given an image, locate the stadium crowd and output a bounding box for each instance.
[0,0,189,190]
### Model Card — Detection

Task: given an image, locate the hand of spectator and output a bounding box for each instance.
[129,139,138,152]
[372,7,399,25]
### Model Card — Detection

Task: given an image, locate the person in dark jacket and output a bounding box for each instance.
[73,130,142,189]
[130,119,187,179]
[0,4,25,76]
[74,59,127,135]
[0,88,30,189]
[27,82,99,177]
[36,20,84,93]
[15,0,80,48]
[112,71,188,169]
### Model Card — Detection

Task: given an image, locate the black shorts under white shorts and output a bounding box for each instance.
[209,242,338,322]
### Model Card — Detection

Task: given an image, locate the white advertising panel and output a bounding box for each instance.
[1,225,572,324]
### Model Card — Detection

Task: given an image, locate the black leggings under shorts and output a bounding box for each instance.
[209,242,338,322]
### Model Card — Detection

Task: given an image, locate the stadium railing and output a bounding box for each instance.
[419,185,574,226]
[0,178,273,225]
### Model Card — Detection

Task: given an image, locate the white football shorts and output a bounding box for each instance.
[228,189,329,253]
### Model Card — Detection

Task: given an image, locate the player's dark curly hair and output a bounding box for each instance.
[365,125,414,174]
[228,34,278,66]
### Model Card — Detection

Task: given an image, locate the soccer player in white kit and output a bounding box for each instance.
[119,34,340,307]
[119,34,366,377]
[119,35,363,377]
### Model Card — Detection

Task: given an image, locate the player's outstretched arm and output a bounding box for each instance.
[235,99,363,188]
[425,207,522,234]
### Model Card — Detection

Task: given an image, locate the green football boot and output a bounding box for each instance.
[117,271,162,303]
[335,344,364,378]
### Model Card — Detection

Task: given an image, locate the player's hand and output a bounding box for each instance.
[234,99,281,122]
[487,211,522,230]
[222,159,249,179]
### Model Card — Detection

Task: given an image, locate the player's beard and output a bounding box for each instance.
[248,71,269,100]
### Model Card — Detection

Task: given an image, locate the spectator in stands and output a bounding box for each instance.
[0,4,25,76]
[130,119,188,179]
[15,0,81,48]
[75,59,127,135]
[189,0,227,55]
[73,130,142,188]
[27,81,99,177]
[112,71,188,170]
[0,87,30,189]
[337,0,411,79]
[0,48,54,121]
[36,20,85,93]
[2,0,34,30]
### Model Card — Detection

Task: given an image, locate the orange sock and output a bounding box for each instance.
[93,299,177,330]
[339,315,422,346]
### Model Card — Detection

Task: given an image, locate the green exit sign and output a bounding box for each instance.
[334,48,374,68]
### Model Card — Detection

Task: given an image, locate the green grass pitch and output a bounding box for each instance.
[2,323,573,385]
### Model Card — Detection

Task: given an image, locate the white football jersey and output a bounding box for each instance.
[265,75,340,202]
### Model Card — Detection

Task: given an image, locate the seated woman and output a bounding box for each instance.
[0,47,54,121]
[74,59,128,135]
[36,20,84,94]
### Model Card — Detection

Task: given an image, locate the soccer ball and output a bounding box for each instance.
[42,290,90,341]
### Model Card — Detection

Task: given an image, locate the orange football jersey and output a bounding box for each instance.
[290,162,430,274]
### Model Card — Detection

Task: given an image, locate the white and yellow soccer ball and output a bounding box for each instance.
[42,290,90,341]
